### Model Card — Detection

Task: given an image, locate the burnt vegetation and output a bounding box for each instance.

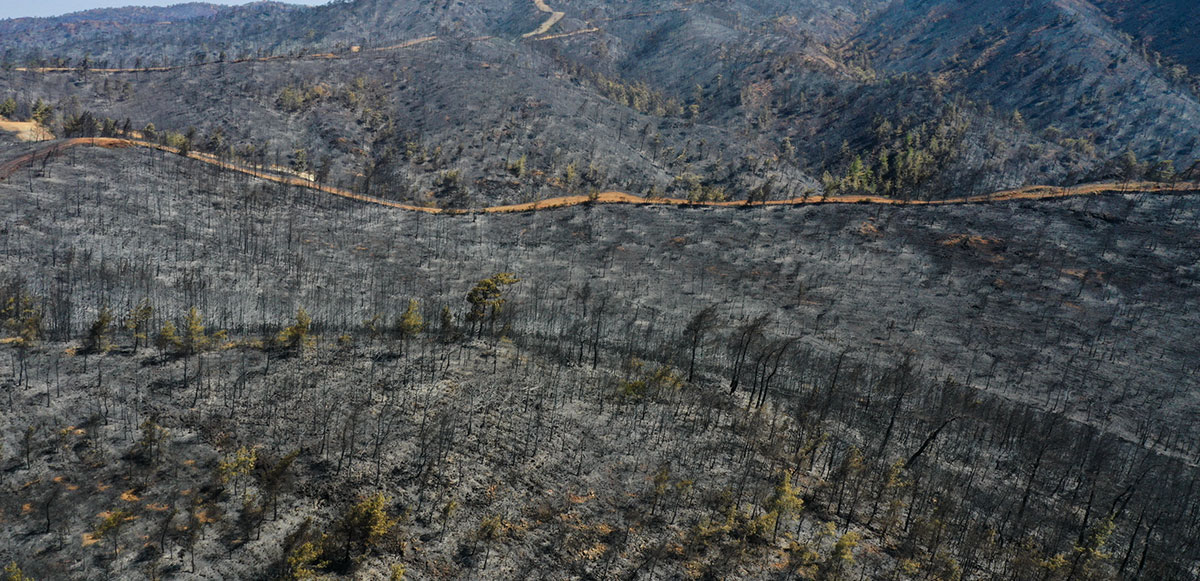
[0,143,1197,579]
[2,0,1200,206]
[2,0,1200,579]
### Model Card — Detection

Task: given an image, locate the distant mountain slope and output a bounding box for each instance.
[0,3,234,62]
[0,0,1196,204]
[0,3,316,67]
[857,0,1200,162]
[1092,0,1200,71]
[6,2,228,24]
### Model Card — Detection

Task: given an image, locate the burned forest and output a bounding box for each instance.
[2,0,1200,579]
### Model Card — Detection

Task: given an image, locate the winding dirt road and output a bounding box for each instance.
[533,27,601,41]
[523,0,566,38]
[1,137,1195,214]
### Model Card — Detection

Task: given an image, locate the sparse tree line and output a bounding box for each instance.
[1,272,526,358]
[0,96,52,126]
[813,93,1199,201]
[559,61,687,118]
[821,101,973,199]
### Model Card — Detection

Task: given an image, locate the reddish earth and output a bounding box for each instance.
[0,117,52,141]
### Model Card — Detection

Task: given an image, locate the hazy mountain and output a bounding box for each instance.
[0,3,235,53]
[3,2,229,23]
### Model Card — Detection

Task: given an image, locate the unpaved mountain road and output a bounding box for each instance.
[2,137,1196,213]
[523,0,566,37]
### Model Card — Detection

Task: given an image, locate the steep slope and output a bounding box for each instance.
[1,34,817,205]
[2,143,1200,580]
[1092,0,1200,71]
[0,3,255,65]
[1,0,1197,203]
[856,0,1200,162]
[0,0,520,66]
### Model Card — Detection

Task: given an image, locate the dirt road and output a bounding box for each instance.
[523,0,566,38]
[1,137,1194,214]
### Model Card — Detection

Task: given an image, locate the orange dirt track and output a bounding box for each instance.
[1,137,1196,214]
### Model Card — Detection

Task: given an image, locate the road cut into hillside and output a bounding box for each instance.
[1,137,1196,213]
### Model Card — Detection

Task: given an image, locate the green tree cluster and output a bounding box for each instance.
[768,470,805,541]
[507,155,527,178]
[396,299,424,339]
[218,445,257,496]
[123,299,153,350]
[83,307,115,353]
[465,273,520,336]
[30,99,53,125]
[824,102,971,199]
[156,307,224,354]
[619,359,684,399]
[673,173,726,202]
[332,492,397,564]
[563,62,684,117]
[3,561,33,581]
[275,83,331,113]
[277,307,316,352]
[0,284,43,346]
